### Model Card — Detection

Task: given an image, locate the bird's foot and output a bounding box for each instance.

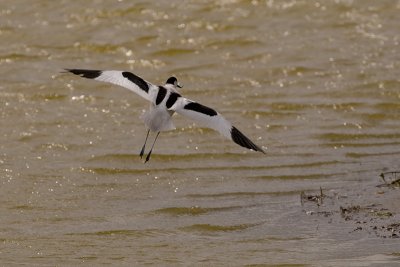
[144,150,152,163]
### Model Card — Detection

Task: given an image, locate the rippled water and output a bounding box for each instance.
[1,0,400,265]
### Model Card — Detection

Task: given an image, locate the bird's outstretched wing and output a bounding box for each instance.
[64,69,158,102]
[170,97,265,153]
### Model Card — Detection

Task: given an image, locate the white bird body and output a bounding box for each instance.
[142,100,175,132]
[65,69,265,162]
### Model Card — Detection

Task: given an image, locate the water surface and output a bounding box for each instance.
[1,0,400,265]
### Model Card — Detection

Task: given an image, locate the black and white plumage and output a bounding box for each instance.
[65,69,265,162]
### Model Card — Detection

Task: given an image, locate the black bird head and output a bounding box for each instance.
[166,76,182,88]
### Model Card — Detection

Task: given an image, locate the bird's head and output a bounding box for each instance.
[165,76,182,89]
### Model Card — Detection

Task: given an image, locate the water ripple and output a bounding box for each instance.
[180,223,259,233]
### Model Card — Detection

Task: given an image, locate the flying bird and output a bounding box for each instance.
[64,69,265,162]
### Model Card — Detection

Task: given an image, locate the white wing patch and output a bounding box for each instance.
[171,97,233,139]
[65,69,158,102]
[171,97,265,153]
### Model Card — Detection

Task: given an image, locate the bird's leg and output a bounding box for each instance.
[140,129,150,158]
[145,132,160,163]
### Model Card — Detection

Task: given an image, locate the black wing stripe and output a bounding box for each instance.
[184,102,218,116]
[231,126,265,153]
[66,69,102,79]
[122,71,149,93]
[155,87,167,105]
[166,92,181,108]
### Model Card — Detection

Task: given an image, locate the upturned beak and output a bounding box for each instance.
[177,82,183,88]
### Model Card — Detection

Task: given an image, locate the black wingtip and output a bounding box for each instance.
[231,126,265,154]
[64,69,102,79]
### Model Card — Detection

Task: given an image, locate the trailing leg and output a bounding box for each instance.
[145,132,160,163]
[140,129,150,158]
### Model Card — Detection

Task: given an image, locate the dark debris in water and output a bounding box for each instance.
[371,223,400,239]
[300,185,400,239]
[300,187,326,206]
[379,171,400,188]
[340,204,393,220]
